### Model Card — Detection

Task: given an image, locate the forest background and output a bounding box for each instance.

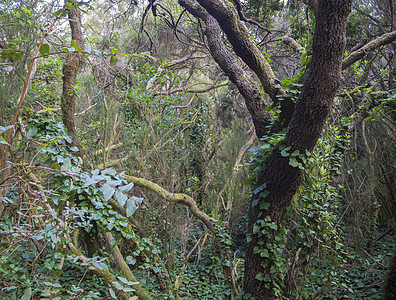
[0,0,395,299]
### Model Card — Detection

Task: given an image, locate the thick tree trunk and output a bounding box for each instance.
[61,3,84,157]
[243,1,352,299]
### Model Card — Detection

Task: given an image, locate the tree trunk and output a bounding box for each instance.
[61,2,84,157]
[243,1,352,299]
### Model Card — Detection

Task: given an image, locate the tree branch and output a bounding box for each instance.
[342,30,396,70]
[124,174,216,233]
[190,0,282,102]
[178,0,273,138]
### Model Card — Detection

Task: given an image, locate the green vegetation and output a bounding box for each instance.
[0,0,395,299]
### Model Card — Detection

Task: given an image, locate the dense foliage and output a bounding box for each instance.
[0,0,395,299]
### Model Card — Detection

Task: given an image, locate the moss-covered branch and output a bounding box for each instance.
[342,30,396,70]
[67,243,130,300]
[124,175,216,233]
[102,231,153,300]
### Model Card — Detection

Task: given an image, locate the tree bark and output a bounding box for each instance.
[243,1,352,299]
[178,0,272,138]
[193,0,281,103]
[61,3,84,157]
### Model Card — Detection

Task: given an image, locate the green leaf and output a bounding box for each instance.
[21,287,32,300]
[101,184,115,201]
[117,276,129,284]
[252,183,266,194]
[109,288,116,299]
[61,157,72,172]
[110,47,119,55]
[280,150,289,157]
[84,177,98,186]
[102,168,117,176]
[0,125,13,134]
[259,190,269,199]
[0,137,9,145]
[39,44,50,55]
[126,256,136,265]
[119,182,134,193]
[281,77,293,87]
[54,9,67,18]
[289,157,298,168]
[110,55,118,66]
[71,40,81,52]
[115,190,128,206]
[260,201,270,210]
[255,272,264,281]
[112,281,124,290]
[126,197,138,217]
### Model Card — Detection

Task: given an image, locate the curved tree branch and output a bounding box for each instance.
[124,174,216,233]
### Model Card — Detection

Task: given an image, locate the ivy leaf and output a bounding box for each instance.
[108,179,122,187]
[109,288,116,299]
[260,249,269,258]
[115,190,128,206]
[71,40,81,52]
[255,272,264,281]
[92,174,104,182]
[101,184,115,201]
[280,149,289,157]
[20,287,32,300]
[126,256,136,265]
[112,281,124,290]
[119,182,134,193]
[289,157,298,168]
[84,177,99,186]
[126,197,138,217]
[101,168,117,176]
[260,201,270,210]
[61,157,72,172]
[253,224,260,234]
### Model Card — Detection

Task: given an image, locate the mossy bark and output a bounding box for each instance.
[243,1,352,299]
[61,3,84,157]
